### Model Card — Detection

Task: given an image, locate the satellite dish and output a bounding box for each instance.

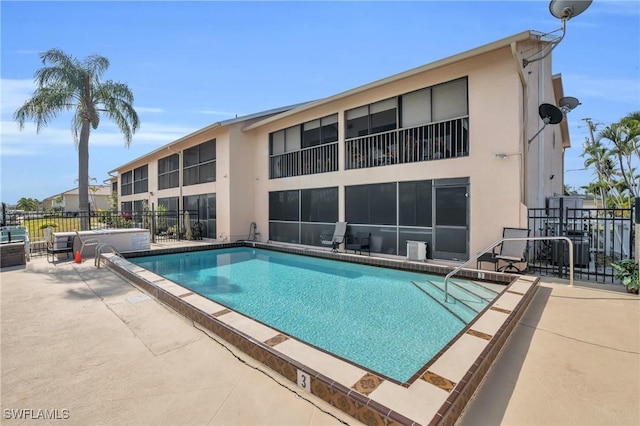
[559,96,581,111]
[539,103,563,124]
[549,0,593,20]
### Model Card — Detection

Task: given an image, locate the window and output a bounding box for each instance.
[121,201,132,214]
[133,165,148,194]
[158,197,178,212]
[300,187,338,223]
[183,140,216,186]
[269,190,299,222]
[346,98,397,139]
[401,88,431,128]
[302,114,338,148]
[111,181,118,195]
[158,154,179,190]
[121,171,132,196]
[184,193,216,238]
[399,180,432,227]
[345,183,396,225]
[432,78,468,121]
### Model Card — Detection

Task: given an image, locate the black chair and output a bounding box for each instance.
[477,227,530,273]
[346,232,371,255]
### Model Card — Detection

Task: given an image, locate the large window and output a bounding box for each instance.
[158,154,179,190]
[120,171,132,196]
[346,98,397,139]
[269,187,338,244]
[345,183,397,225]
[184,140,216,186]
[133,165,148,194]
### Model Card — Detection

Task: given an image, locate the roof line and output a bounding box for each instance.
[108,102,310,174]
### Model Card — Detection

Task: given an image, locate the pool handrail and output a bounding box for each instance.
[443,236,574,303]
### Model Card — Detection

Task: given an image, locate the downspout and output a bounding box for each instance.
[510,42,527,205]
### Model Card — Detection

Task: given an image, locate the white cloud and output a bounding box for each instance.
[136,106,164,113]
[194,109,237,117]
[1,79,36,116]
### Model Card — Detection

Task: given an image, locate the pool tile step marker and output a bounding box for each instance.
[420,371,456,392]
[264,333,288,347]
[178,291,194,298]
[506,289,525,296]
[490,306,512,314]
[352,373,384,395]
[466,329,492,341]
[212,308,231,317]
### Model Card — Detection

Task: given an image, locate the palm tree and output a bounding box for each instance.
[14,48,139,230]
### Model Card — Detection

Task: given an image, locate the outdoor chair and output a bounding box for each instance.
[346,232,371,255]
[477,227,530,273]
[75,230,100,258]
[46,232,74,263]
[320,222,348,252]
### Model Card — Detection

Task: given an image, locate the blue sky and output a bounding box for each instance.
[1,0,638,205]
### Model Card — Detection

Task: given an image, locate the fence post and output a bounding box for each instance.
[151,203,156,244]
[635,197,639,269]
[88,203,92,231]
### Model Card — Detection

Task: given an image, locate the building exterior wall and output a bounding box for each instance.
[109,32,569,261]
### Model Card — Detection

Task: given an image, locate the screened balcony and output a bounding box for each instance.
[270,141,339,179]
[345,117,469,170]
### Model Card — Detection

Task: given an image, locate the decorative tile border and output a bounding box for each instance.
[104,243,539,426]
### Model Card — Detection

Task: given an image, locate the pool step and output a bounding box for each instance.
[410,281,470,325]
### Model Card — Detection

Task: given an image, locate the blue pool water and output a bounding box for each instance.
[131,247,480,382]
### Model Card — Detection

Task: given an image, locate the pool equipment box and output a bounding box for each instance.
[53,228,150,256]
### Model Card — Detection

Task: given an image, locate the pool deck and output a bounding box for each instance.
[1,242,638,425]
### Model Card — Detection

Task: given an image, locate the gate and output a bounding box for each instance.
[528,198,636,283]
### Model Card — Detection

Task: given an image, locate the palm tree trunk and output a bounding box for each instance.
[78,120,90,230]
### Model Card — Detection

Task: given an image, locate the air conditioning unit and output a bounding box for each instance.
[407,241,427,261]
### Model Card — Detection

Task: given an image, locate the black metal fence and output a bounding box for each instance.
[1,206,204,256]
[528,199,636,283]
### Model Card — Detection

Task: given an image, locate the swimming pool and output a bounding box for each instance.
[130,247,497,382]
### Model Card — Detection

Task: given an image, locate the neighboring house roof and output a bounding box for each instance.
[244,30,546,131]
[44,185,111,200]
[108,102,310,174]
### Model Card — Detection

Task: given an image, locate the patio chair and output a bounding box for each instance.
[320,222,348,252]
[477,227,530,273]
[46,232,74,263]
[75,230,100,258]
[346,232,371,255]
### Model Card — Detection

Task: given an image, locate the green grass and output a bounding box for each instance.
[23,217,104,241]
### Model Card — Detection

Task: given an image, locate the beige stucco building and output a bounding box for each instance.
[109,30,572,261]
[42,185,112,212]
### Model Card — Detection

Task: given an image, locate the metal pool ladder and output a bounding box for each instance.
[443,236,575,303]
[95,242,124,268]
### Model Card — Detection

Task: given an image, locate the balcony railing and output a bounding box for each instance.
[345,118,469,170]
[270,142,339,179]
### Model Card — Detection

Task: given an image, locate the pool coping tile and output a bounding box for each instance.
[102,244,539,426]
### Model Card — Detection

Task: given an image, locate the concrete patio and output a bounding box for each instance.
[1,250,638,425]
